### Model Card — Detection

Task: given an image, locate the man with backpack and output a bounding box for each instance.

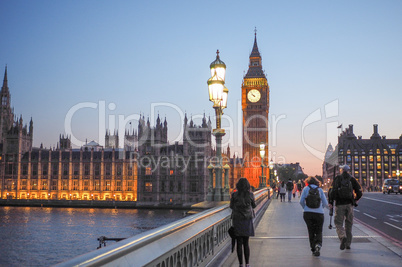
[286,178,294,202]
[329,165,362,250]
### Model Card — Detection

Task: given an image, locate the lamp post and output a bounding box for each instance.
[269,159,274,188]
[274,169,278,183]
[397,169,400,181]
[259,143,266,188]
[207,50,230,202]
[370,176,373,191]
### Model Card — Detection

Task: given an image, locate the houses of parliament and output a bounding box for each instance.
[0,35,271,205]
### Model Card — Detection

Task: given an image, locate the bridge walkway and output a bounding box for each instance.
[221,195,401,267]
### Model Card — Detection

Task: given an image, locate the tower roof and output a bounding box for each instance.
[244,31,266,79]
[250,34,261,58]
[2,65,9,93]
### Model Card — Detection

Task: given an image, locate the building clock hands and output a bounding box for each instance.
[247,89,261,103]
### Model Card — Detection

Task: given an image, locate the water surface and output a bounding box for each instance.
[0,206,186,266]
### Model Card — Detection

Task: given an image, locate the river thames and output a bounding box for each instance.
[0,206,187,266]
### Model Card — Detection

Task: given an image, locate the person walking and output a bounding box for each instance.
[292,181,297,198]
[329,165,362,250]
[271,182,277,199]
[279,181,286,202]
[300,176,329,256]
[297,180,302,197]
[276,183,281,199]
[230,178,256,267]
[286,178,294,202]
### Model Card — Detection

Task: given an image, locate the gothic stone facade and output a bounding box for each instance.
[0,68,213,206]
[323,124,402,189]
[137,115,212,206]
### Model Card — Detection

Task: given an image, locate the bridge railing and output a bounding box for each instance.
[55,188,270,267]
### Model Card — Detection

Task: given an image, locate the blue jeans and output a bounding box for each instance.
[287,190,292,201]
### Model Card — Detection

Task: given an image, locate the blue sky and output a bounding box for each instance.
[1,0,401,176]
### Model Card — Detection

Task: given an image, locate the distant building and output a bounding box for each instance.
[0,67,213,205]
[323,124,402,189]
[136,114,212,206]
[0,66,33,155]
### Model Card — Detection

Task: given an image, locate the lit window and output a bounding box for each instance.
[146,167,152,175]
[73,180,79,190]
[127,181,133,191]
[83,180,89,190]
[116,181,122,191]
[105,180,111,191]
[145,182,152,192]
[170,170,174,175]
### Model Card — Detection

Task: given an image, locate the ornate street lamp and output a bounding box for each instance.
[269,159,274,188]
[259,143,266,188]
[207,50,230,202]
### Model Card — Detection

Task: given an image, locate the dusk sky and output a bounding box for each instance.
[1,0,401,176]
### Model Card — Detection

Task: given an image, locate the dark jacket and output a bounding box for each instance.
[230,191,256,221]
[329,172,362,206]
[286,181,294,191]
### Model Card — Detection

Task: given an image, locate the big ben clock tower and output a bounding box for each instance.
[242,32,269,188]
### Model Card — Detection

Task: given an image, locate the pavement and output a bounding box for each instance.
[221,194,402,267]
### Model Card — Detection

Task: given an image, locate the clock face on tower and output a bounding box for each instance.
[247,89,261,103]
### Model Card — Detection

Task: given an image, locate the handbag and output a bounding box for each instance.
[228,226,236,252]
[228,226,235,238]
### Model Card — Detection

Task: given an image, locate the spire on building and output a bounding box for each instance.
[184,113,188,127]
[202,113,207,128]
[244,29,266,79]
[1,65,11,108]
[2,65,8,90]
[157,114,161,126]
[250,28,261,58]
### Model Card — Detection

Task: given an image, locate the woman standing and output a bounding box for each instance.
[299,176,329,257]
[230,178,256,267]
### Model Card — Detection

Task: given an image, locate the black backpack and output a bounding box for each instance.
[286,181,294,191]
[305,185,321,208]
[337,175,353,200]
